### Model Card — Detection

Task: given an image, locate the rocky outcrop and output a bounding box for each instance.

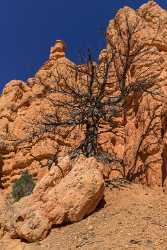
[0,40,78,189]
[1,1,167,190]
[103,1,167,187]
[1,0,167,245]
[0,156,104,242]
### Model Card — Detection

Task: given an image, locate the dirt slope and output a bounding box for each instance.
[0,183,167,250]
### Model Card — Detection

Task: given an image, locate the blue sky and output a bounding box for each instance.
[0,0,166,91]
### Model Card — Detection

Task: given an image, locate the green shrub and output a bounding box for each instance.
[3,90,8,96]
[12,170,36,202]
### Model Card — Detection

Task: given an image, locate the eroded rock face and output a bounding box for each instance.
[103,1,167,187]
[0,41,77,189]
[0,156,104,242]
[1,1,167,190]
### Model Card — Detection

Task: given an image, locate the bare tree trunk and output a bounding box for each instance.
[82,122,98,157]
[0,155,4,188]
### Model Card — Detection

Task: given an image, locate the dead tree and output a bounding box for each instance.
[2,10,163,182]
[39,10,162,161]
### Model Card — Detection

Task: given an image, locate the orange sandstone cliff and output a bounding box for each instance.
[1,1,167,190]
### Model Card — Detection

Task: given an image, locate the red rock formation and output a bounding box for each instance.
[103,0,167,187]
[1,1,167,190]
[0,40,75,189]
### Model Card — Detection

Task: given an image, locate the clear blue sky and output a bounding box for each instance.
[0,0,166,91]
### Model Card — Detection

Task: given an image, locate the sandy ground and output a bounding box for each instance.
[0,182,167,250]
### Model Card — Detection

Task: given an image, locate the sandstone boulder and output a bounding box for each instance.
[0,157,104,242]
[54,156,105,222]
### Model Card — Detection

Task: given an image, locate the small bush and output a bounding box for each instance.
[2,90,8,96]
[12,170,36,202]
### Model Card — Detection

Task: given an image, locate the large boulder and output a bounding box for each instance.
[0,157,104,242]
[54,157,105,222]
